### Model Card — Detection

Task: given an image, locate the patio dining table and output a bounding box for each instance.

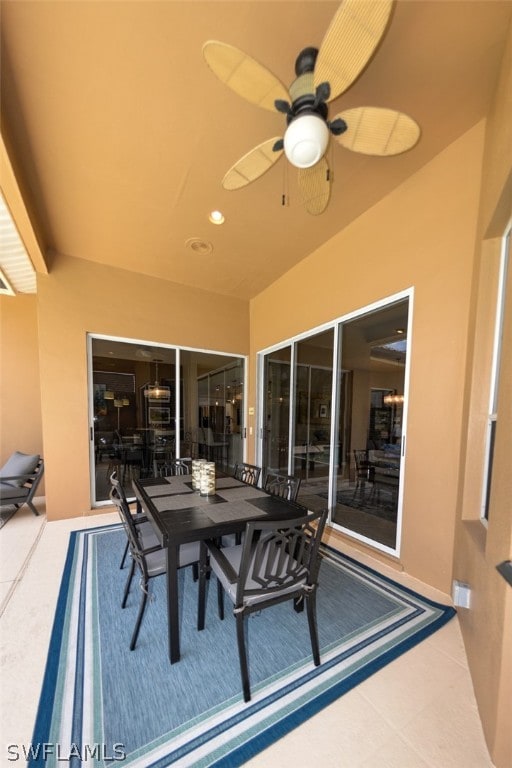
[132,472,306,663]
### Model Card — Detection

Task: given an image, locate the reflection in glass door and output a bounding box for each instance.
[293,330,334,504]
[89,337,245,506]
[262,347,291,474]
[332,298,408,550]
[258,294,410,554]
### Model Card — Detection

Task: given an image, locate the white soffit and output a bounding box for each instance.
[0,191,36,294]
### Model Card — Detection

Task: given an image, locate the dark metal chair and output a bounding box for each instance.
[198,508,327,702]
[153,457,192,477]
[110,471,158,570]
[263,471,301,502]
[110,473,200,650]
[233,462,261,486]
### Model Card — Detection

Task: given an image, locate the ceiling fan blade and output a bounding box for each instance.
[333,107,420,155]
[297,157,331,215]
[203,40,289,112]
[222,138,283,190]
[314,0,393,102]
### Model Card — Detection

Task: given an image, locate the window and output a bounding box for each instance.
[481,224,510,521]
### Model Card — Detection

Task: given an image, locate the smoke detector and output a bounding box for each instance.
[185,238,213,256]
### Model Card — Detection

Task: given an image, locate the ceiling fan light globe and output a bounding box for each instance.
[284,114,329,168]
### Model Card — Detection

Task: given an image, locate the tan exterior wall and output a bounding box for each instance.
[0,294,44,494]
[0,22,509,764]
[453,19,512,768]
[35,254,249,520]
[250,122,485,595]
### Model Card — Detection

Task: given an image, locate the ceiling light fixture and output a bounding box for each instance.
[283,113,329,168]
[384,393,404,405]
[209,210,225,225]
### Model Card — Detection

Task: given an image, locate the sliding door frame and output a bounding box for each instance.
[87,333,247,508]
[256,288,414,557]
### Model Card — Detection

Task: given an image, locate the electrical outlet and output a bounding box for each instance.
[452,580,471,609]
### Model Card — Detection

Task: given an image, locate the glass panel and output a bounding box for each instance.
[91,339,244,504]
[262,346,291,475]
[293,329,334,509]
[91,339,175,502]
[331,299,408,550]
[181,350,244,473]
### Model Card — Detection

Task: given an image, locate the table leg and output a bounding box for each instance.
[166,544,180,663]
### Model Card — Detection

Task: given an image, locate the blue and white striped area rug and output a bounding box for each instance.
[30,524,455,767]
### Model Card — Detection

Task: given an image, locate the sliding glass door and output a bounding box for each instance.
[331,299,408,550]
[261,346,291,474]
[89,336,245,505]
[293,329,335,501]
[258,294,410,554]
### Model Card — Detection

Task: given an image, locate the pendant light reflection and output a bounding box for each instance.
[144,358,169,400]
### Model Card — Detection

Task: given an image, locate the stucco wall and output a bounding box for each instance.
[0,294,44,492]
[250,122,486,595]
[35,255,249,520]
[453,18,512,768]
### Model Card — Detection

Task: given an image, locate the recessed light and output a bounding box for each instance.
[395,328,405,334]
[209,210,225,225]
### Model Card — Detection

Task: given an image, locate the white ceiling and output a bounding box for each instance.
[1,1,511,298]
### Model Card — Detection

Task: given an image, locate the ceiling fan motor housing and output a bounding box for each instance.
[284,49,330,169]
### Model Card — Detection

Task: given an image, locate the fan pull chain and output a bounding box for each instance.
[281,156,289,207]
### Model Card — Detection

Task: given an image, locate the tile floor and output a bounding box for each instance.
[0,501,495,767]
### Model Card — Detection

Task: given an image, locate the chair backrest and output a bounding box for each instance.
[109,470,128,502]
[235,508,327,607]
[264,471,301,502]
[353,449,372,479]
[153,458,191,477]
[26,458,45,500]
[109,473,148,574]
[233,462,261,486]
[0,451,41,487]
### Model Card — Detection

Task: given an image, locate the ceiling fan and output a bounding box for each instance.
[203,0,420,214]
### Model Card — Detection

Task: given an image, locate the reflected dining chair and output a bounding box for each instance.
[110,473,200,650]
[263,471,301,502]
[153,457,192,477]
[351,449,374,505]
[198,508,327,702]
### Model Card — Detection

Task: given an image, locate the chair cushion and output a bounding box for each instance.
[0,481,29,500]
[0,452,40,487]
[211,544,306,607]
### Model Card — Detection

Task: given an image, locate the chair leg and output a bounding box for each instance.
[26,500,40,516]
[120,539,129,569]
[130,582,149,651]
[197,544,208,631]
[216,578,224,620]
[305,593,321,667]
[236,612,251,702]
[122,559,136,608]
